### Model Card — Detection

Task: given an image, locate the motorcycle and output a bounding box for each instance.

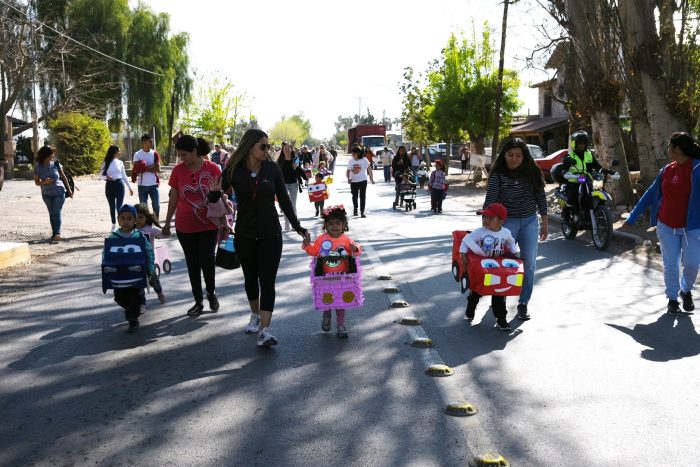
[551,162,621,251]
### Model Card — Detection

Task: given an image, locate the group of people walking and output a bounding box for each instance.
[29,126,698,343]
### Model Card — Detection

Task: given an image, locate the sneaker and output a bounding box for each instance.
[127,320,139,333]
[186,302,204,317]
[321,313,331,332]
[516,303,531,321]
[465,304,476,322]
[257,327,278,347]
[157,292,166,304]
[245,314,261,334]
[336,325,349,339]
[679,291,695,312]
[495,318,511,332]
[667,300,682,316]
[360,213,367,218]
[53,234,62,241]
[139,305,146,315]
[207,293,220,312]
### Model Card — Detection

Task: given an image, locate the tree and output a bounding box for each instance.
[399,67,435,151]
[288,113,312,144]
[48,112,110,175]
[268,117,306,146]
[425,28,521,153]
[181,74,244,144]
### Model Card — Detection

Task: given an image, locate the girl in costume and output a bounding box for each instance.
[302,205,362,338]
[135,203,166,304]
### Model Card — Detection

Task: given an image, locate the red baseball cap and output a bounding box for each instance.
[477,202,507,221]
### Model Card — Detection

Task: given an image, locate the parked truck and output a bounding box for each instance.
[347,124,387,154]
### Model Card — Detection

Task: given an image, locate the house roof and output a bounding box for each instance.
[511,116,568,134]
[545,42,569,69]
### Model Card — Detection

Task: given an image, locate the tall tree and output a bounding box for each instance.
[268,117,306,146]
[426,28,520,153]
[399,67,435,152]
[181,74,243,144]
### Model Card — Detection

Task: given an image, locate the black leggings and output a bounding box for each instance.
[177,229,218,302]
[234,234,283,311]
[350,180,367,214]
[105,180,125,224]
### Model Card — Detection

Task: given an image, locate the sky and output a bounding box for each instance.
[142,0,556,140]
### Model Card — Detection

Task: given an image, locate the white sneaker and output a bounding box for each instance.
[257,327,278,347]
[245,314,260,334]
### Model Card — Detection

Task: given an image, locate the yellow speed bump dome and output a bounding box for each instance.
[398,316,421,325]
[410,337,434,348]
[470,453,509,467]
[425,364,454,377]
[444,401,477,417]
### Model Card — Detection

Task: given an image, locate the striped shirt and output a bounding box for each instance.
[483,172,547,218]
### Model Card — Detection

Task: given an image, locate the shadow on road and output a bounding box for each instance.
[606,314,700,361]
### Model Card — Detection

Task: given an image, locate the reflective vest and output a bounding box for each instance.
[567,150,594,175]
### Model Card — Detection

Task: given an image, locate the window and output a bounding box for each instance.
[544,94,552,117]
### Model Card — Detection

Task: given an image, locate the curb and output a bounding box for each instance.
[548,213,643,244]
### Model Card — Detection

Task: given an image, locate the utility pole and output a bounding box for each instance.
[29,0,40,162]
[355,97,365,124]
[492,0,510,157]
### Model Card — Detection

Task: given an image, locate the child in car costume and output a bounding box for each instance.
[102,204,155,333]
[459,203,521,332]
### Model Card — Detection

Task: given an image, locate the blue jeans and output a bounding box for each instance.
[105,180,125,224]
[504,214,540,305]
[383,165,391,182]
[42,192,65,237]
[656,220,700,300]
[138,185,160,218]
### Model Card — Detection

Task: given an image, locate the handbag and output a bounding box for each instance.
[215,234,240,269]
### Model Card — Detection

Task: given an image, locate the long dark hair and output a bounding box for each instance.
[135,203,162,228]
[670,132,700,160]
[277,141,295,165]
[489,138,545,193]
[352,145,364,159]
[102,145,120,176]
[225,129,268,183]
[37,145,54,165]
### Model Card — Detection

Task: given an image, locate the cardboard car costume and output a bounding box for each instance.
[308,182,329,203]
[451,230,523,296]
[101,236,148,293]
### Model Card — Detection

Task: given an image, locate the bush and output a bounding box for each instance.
[48,113,110,175]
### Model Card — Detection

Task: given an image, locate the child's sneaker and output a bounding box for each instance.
[127,320,139,333]
[139,305,146,315]
[321,313,331,332]
[679,291,695,313]
[465,304,476,322]
[495,318,511,332]
[336,325,349,339]
[257,327,278,347]
[157,292,166,303]
[245,314,261,334]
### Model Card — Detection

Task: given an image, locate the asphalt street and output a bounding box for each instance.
[1,156,698,466]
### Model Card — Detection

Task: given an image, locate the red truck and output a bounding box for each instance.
[346,124,387,153]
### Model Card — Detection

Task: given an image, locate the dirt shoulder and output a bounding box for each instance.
[0,162,662,305]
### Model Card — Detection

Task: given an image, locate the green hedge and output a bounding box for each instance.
[49,113,110,175]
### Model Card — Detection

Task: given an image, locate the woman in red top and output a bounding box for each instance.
[626,132,700,314]
[162,136,222,316]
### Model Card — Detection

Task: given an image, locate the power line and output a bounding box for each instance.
[0,0,166,77]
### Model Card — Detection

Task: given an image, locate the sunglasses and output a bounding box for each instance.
[259,143,271,151]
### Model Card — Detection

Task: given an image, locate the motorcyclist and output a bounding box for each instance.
[561,131,604,213]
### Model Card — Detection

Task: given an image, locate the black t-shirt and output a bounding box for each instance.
[278,157,298,184]
[222,160,301,238]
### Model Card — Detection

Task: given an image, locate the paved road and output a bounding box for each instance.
[1,156,698,466]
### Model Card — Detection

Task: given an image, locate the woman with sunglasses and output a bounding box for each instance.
[162,135,223,316]
[219,129,309,348]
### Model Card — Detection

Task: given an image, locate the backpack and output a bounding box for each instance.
[56,161,76,197]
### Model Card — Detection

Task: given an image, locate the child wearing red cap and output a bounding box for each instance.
[459,202,519,331]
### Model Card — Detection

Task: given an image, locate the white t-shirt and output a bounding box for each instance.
[348,157,370,183]
[459,226,519,257]
[99,158,132,190]
[133,149,158,186]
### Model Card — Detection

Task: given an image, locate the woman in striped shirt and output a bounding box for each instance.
[483,138,548,321]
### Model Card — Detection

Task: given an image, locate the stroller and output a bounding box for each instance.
[399,180,417,211]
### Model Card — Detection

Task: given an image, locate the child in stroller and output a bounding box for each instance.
[398,172,417,211]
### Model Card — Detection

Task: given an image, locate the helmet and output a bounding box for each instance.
[571,131,588,146]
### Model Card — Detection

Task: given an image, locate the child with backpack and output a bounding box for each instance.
[302,205,362,338]
[108,204,155,332]
[135,203,166,304]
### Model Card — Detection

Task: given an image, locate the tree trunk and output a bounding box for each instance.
[591,111,634,206]
[618,0,687,162]
[492,0,509,156]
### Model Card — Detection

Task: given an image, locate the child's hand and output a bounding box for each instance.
[350,243,359,253]
[302,236,311,247]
